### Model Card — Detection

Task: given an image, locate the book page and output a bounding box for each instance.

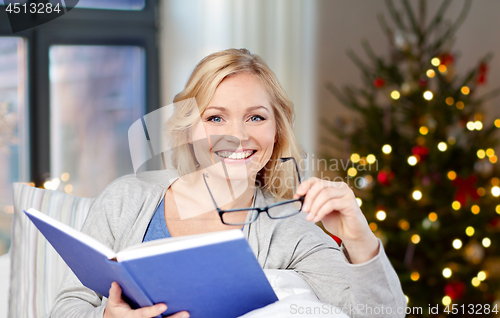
[116,229,244,262]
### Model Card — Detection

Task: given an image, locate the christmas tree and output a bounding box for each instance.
[324,0,500,315]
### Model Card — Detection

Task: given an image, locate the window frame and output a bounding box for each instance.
[0,1,160,186]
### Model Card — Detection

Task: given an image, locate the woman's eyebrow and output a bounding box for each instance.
[247,105,270,112]
[205,105,270,112]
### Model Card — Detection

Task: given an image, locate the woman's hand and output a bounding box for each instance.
[294,177,379,264]
[103,282,190,318]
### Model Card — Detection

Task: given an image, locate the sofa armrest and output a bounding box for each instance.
[0,252,11,318]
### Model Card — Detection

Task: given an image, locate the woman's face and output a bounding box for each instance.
[191,72,277,182]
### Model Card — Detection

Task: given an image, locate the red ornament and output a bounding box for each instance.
[452,174,480,206]
[490,217,500,228]
[477,63,488,85]
[377,170,395,186]
[445,281,465,300]
[373,77,385,88]
[418,78,428,87]
[439,53,455,66]
[330,234,342,246]
[412,146,429,161]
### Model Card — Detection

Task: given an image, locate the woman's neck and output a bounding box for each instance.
[170,168,256,220]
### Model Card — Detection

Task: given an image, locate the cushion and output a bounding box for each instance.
[9,183,94,318]
[239,269,349,318]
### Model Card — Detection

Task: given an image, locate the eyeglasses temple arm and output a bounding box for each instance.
[280,157,302,185]
[202,173,220,210]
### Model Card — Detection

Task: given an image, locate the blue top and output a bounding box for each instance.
[143,197,171,242]
[143,198,245,242]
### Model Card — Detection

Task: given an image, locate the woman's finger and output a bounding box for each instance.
[107,282,122,305]
[307,188,338,221]
[134,303,168,318]
[312,198,346,223]
[294,177,320,199]
[166,311,191,318]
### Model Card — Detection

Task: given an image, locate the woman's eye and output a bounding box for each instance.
[250,115,265,122]
[207,116,222,123]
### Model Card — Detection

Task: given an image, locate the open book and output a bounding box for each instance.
[24,208,278,318]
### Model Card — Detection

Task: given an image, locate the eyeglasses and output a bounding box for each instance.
[203,157,304,225]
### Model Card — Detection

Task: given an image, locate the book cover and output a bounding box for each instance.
[24,208,278,317]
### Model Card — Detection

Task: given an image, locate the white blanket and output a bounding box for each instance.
[239,269,349,318]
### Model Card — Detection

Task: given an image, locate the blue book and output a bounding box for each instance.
[24,208,278,318]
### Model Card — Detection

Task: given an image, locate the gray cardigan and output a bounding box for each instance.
[50,171,406,318]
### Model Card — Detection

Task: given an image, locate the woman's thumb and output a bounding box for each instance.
[108,282,122,304]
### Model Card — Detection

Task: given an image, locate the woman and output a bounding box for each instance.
[51,48,406,318]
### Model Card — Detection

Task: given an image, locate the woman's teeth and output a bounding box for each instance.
[215,150,255,159]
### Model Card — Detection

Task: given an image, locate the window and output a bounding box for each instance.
[0,1,159,254]
[0,37,28,255]
[49,45,145,197]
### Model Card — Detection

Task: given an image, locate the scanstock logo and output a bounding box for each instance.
[3,0,80,33]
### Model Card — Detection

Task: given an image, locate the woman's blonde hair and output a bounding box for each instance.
[166,48,305,200]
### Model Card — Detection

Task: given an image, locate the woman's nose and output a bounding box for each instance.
[226,121,250,142]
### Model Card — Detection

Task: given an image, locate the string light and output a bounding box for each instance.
[366,154,376,164]
[438,65,447,73]
[438,142,447,151]
[496,205,500,215]
[61,172,70,182]
[442,268,452,278]
[445,97,454,105]
[490,155,498,164]
[405,295,409,304]
[482,237,491,248]
[486,149,495,157]
[419,126,429,135]
[492,186,500,197]
[452,201,461,210]
[428,212,438,222]
[411,272,420,281]
[466,121,475,131]
[399,219,410,230]
[347,167,357,177]
[350,153,360,163]
[474,121,483,130]
[369,222,378,231]
[478,271,487,281]
[495,119,500,128]
[447,171,457,180]
[64,184,73,194]
[356,197,362,207]
[426,69,435,78]
[452,239,462,249]
[477,187,486,196]
[408,156,418,166]
[461,86,470,95]
[466,226,475,236]
[391,90,401,100]
[472,277,481,287]
[447,136,456,145]
[456,101,464,109]
[471,205,480,215]
[477,149,486,159]
[431,57,440,66]
[382,144,392,154]
[423,91,434,100]
[412,190,422,200]
[411,234,421,244]
[376,210,387,221]
[442,296,451,306]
